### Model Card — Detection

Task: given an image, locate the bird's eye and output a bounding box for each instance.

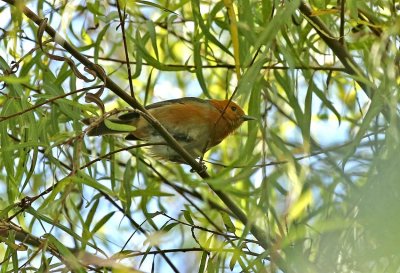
[231,106,237,111]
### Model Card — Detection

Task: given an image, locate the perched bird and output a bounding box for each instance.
[83,97,255,163]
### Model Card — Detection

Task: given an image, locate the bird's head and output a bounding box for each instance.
[209,99,256,129]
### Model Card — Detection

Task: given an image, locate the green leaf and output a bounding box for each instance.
[183,210,194,225]
[191,0,232,56]
[0,235,27,251]
[221,212,236,233]
[85,198,100,230]
[91,211,116,234]
[229,251,238,271]
[309,81,341,124]
[0,204,18,219]
[122,158,134,210]
[342,92,384,167]
[75,172,115,197]
[193,39,210,98]
[39,176,73,210]
[133,31,186,71]
[130,189,174,197]
[104,119,136,132]
[94,23,110,64]
[162,222,179,232]
[236,56,268,99]
[0,75,30,84]
[146,20,159,60]
[253,0,301,53]
[198,251,208,273]
[302,79,313,149]
[136,0,178,15]
[43,234,86,273]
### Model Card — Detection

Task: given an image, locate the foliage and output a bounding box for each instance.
[0,0,399,272]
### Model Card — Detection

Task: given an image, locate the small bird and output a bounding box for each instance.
[83,97,255,163]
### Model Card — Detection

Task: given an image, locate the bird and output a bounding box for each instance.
[83,97,255,163]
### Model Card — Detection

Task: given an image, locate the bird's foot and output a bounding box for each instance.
[190,160,207,173]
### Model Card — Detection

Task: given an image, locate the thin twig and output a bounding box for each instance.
[115,0,136,98]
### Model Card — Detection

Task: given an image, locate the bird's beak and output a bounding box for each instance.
[241,115,256,121]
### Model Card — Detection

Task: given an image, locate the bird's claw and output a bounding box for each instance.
[190,161,207,173]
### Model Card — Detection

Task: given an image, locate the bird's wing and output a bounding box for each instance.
[118,97,208,121]
[117,98,205,119]
[145,97,208,110]
[120,98,213,141]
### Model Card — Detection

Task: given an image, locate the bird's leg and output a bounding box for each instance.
[191,140,209,173]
